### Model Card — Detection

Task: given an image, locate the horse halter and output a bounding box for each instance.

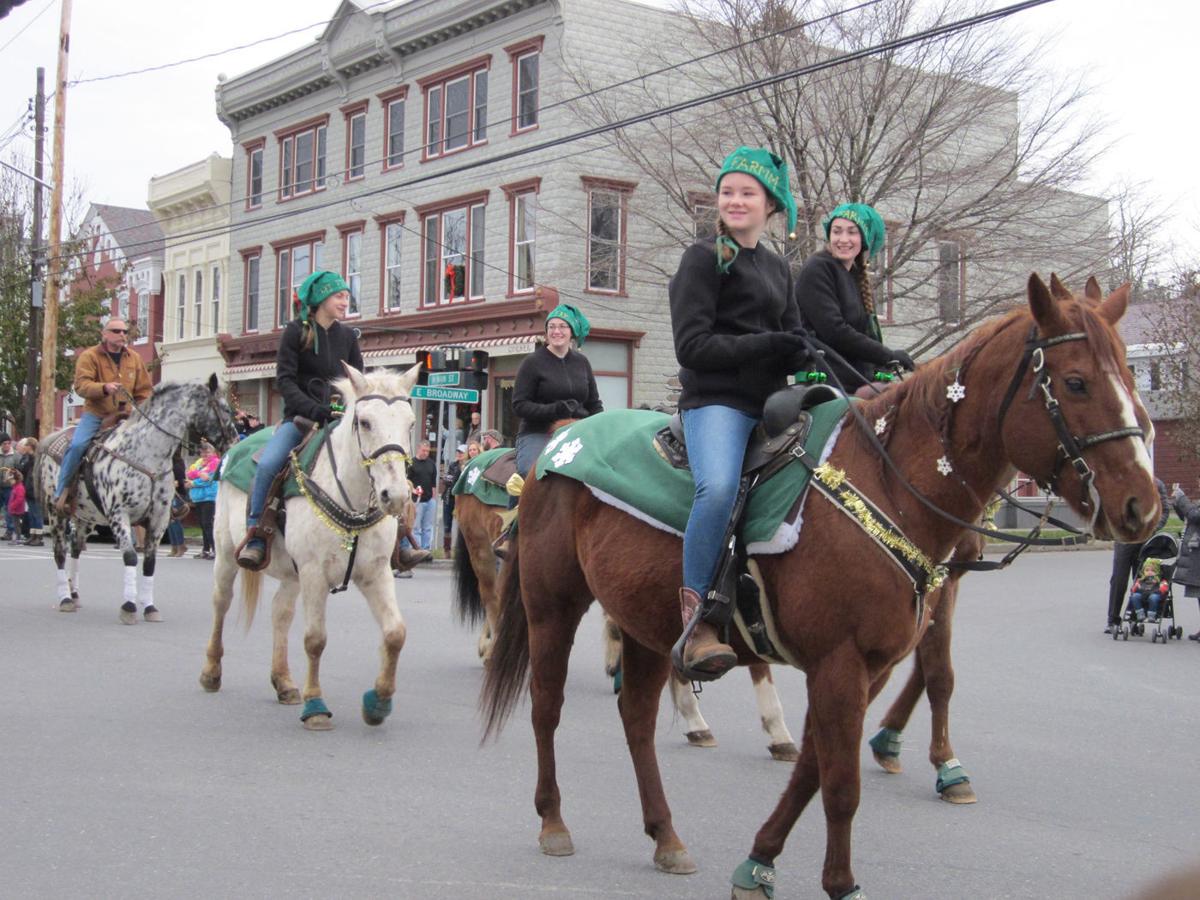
[996,327,1146,525]
[350,392,412,472]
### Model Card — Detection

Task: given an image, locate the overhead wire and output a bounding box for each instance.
[0,0,57,55]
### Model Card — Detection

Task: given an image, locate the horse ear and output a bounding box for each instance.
[1028,273,1069,333]
[207,373,219,394]
[398,361,422,395]
[1084,276,1103,302]
[340,361,370,395]
[1097,282,1131,326]
[1048,273,1071,302]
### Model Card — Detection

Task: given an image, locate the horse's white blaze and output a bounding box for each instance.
[1108,373,1155,493]
[138,573,154,609]
[753,672,796,747]
[122,566,137,605]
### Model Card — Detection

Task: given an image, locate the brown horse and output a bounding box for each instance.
[454,492,800,759]
[479,275,1160,898]
[868,529,985,804]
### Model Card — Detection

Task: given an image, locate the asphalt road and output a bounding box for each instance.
[1,544,1197,899]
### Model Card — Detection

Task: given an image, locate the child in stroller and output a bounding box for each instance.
[1128,560,1168,623]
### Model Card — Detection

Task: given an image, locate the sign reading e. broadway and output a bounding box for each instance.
[410,385,480,404]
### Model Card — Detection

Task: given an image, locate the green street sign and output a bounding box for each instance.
[427,371,461,387]
[410,385,480,404]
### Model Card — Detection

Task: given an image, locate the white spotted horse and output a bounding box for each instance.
[36,375,238,623]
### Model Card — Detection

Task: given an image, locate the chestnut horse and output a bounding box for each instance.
[479,275,1160,898]
[453,492,799,759]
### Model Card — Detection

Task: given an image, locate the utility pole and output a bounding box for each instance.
[23,68,45,437]
[39,0,71,439]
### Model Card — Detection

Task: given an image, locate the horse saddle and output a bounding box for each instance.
[481,449,519,487]
[654,383,843,480]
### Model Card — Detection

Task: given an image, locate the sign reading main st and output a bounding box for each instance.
[427,372,461,387]
[410,385,480,404]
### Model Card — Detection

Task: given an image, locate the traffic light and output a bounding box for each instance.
[461,349,489,392]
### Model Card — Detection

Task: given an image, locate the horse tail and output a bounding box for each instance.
[452,526,484,627]
[480,540,529,742]
[240,568,262,633]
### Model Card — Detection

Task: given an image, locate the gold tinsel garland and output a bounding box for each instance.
[814,462,947,590]
[291,451,383,552]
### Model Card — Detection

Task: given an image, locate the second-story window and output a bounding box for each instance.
[244,254,260,333]
[420,200,486,306]
[583,178,633,295]
[136,291,149,342]
[348,112,366,180]
[512,190,536,293]
[278,117,329,200]
[193,270,204,337]
[176,274,185,340]
[343,229,362,317]
[381,87,407,170]
[211,265,221,334]
[382,220,403,312]
[275,236,323,327]
[516,51,539,130]
[246,143,264,209]
[422,58,489,159]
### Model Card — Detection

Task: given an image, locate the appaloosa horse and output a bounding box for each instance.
[199,364,420,731]
[480,275,1159,899]
[36,376,237,623]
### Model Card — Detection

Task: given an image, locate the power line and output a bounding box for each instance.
[0,0,56,55]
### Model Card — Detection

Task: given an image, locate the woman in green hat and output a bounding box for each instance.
[795,203,914,390]
[237,270,368,569]
[668,146,810,682]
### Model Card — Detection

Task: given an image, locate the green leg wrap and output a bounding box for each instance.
[836,886,867,899]
[936,758,970,793]
[300,697,332,721]
[868,727,902,757]
[362,689,392,723]
[732,858,776,898]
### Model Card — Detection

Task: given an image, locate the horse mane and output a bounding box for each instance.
[330,367,411,406]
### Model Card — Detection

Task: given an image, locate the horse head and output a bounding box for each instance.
[334,362,421,517]
[999,273,1159,542]
[193,373,239,453]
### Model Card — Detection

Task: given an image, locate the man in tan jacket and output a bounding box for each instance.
[53,317,152,510]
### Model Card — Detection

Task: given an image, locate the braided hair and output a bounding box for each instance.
[854,252,875,316]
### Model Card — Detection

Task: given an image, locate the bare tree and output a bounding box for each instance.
[1106,179,1174,299]
[563,0,1112,355]
[1138,271,1200,464]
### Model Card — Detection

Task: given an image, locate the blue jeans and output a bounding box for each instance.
[56,411,103,496]
[27,499,43,532]
[248,421,304,526]
[681,405,759,596]
[1129,591,1164,617]
[413,499,436,550]
[510,431,552,509]
[166,519,184,547]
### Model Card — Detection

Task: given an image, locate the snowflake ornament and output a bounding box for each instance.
[551,438,585,468]
[874,414,889,436]
[946,380,966,403]
[466,467,481,486]
[936,455,954,477]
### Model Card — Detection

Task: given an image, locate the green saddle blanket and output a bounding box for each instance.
[533,402,849,552]
[452,446,516,508]
[219,424,330,499]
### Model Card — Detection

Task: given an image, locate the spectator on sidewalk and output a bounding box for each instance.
[1105,478,1170,633]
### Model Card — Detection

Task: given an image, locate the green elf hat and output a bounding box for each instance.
[545,303,590,347]
[822,203,886,260]
[292,269,351,352]
[715,146,798,238]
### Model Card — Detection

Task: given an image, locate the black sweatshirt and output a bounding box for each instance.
[794,250,892,386]
[669,240,806,416]
[512,343,604,435]
[275,319,364,423]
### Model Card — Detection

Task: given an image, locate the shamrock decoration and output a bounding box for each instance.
[551,438,585,468]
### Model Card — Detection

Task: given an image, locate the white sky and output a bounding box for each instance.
[0,0,1195,261]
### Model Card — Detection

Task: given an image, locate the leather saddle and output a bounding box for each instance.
[481,449,519,487]
[654,383,842,480]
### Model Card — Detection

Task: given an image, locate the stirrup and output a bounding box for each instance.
[671,606,736,683]
[235,527,270,572]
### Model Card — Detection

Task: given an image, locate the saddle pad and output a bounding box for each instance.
[219,424,329,499]
[533,403,849,551]
[452,447,515,508]
[43,427,75,463]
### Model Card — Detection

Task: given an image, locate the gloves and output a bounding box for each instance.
[887,349,916,372]
[312,405,332,424]
[554,399,584,418]
[742,331,809,357]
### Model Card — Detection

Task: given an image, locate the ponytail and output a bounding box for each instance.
[854,253,875,316]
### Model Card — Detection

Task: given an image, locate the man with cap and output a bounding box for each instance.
[480,429,503,452]
[794,202,915,390]
[667,146,812,682]
[53,317,153,512]
[237,270,365,569]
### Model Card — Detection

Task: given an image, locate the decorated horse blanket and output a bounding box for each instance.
[452,447,517,508]
[533,404,848,554]
[219,425,329,500]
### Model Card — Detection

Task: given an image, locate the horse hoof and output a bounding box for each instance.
[873,752,902,774]
[302,714,334,732]
[361,689,393,726]
[119,602,137,625]
[277,688,302,705]
[58,598,77,613]
[654,848,697,875]
[538,830,575,857]
[768,741,799,762]
[940,782,978,804]
[70,590,82,608]
[686,730,717,748]
[143,606,163,623]
[199,672,222,693]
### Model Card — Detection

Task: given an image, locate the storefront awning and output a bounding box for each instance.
[223,362,275,382]
[363,335,538,367]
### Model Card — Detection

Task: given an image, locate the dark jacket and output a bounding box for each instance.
[512,344,603,436]
[795,250,893,388]
[669,240,805,416]
[407,456,438,500]
[1172,489,1200,588]
[14,451,36,504]
[275,319,364,424]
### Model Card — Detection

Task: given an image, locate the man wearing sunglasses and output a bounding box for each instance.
[53,317,152,511]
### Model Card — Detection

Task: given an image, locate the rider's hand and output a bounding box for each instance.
[887,349,916,372]
[103,382,121,396]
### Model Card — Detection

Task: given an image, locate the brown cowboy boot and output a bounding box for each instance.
[392,524,432,572]
[677,587,737,681]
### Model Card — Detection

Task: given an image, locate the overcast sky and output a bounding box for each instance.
[0,0,1194,265]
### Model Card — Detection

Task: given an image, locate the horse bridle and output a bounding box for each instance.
[995,327,1146,529]
[115,385,237,453]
